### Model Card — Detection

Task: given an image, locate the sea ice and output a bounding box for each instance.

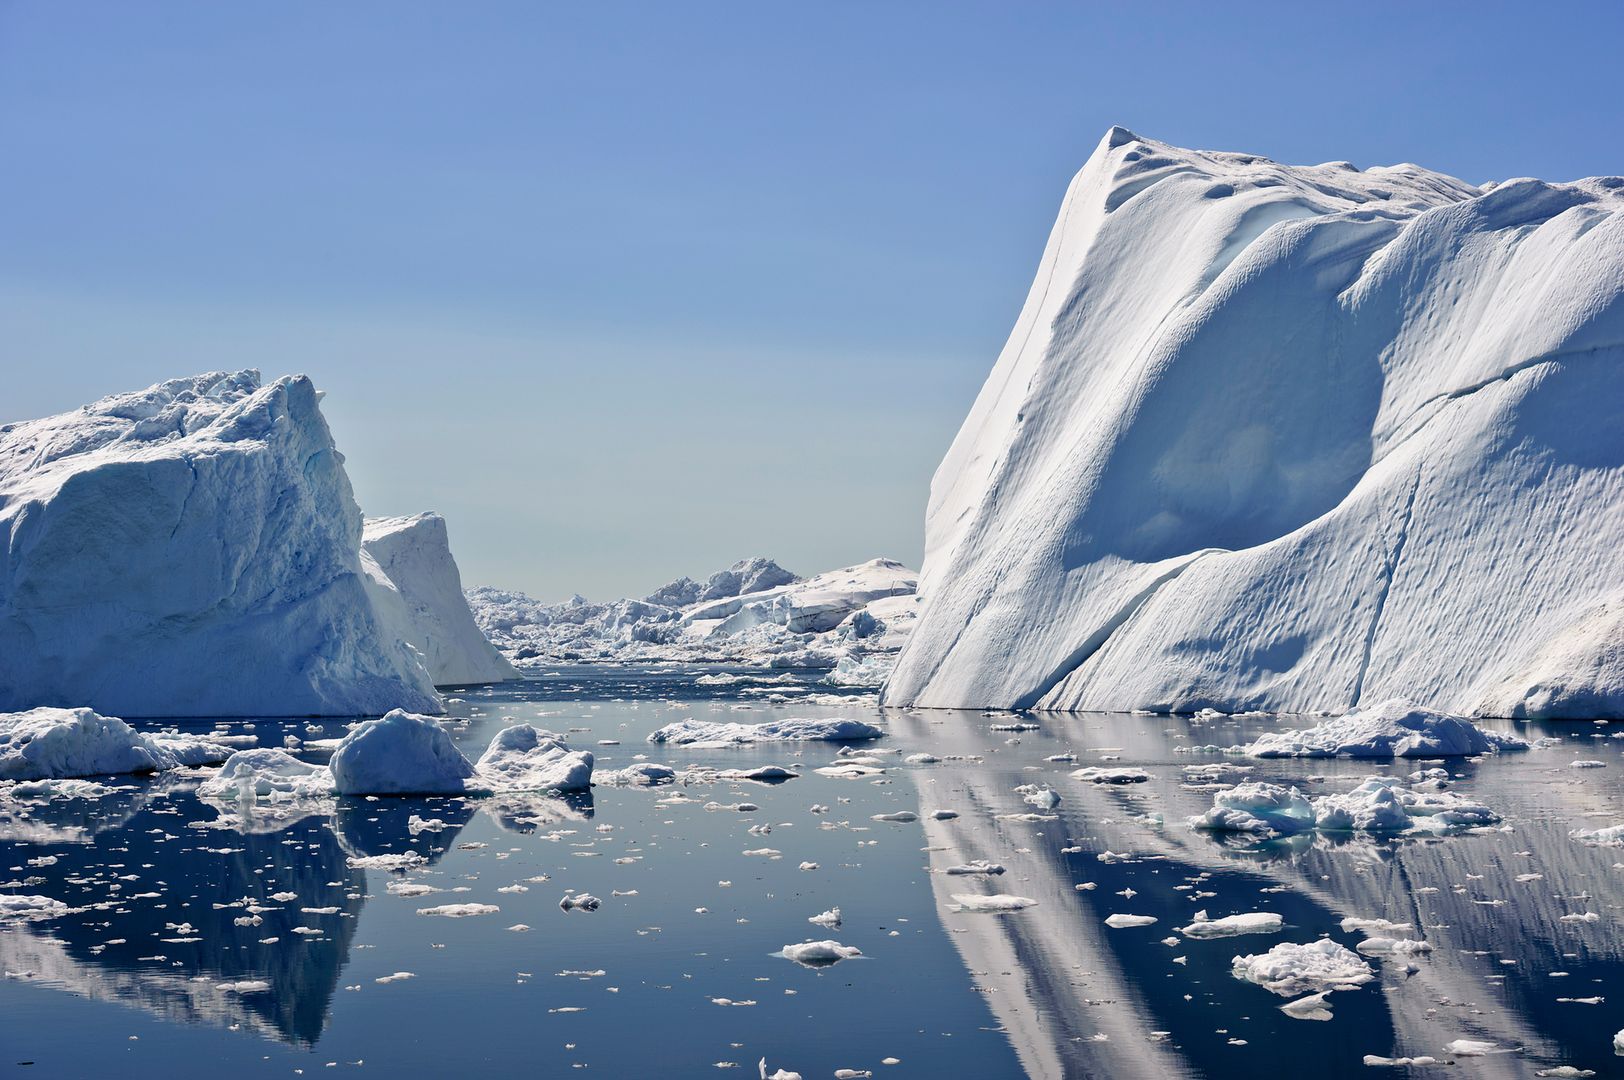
[474,725,594,793]
[780,940,862,966]
[648,717,884,747]
[952,894,1038,913]
[1246,700,1528,759]
[329,710,477,795]
[196,748,333,801]
[1178,911,1283,939]
[0,707,228,780]
[1231,940,1375,997]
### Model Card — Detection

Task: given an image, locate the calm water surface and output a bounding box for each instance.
[2,667,1622,1078]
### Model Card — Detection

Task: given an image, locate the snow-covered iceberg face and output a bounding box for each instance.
[884,127,1624,717]
[0,371,442,717]
[361,513,519,687]
[0,707,228,781]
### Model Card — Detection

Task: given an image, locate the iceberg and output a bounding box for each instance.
[327,710,478,795]
[648,716,884,747]
[360,513,520,686]
[0,371,442,716]
[473,724,593,793]
[0,707,228,780]
[1231,940,1375,997]
[884,128,1624,717]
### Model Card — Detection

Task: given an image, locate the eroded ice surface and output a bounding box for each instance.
[885,129,1624,718]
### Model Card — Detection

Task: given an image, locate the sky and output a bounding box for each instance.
[3,2,1622,601]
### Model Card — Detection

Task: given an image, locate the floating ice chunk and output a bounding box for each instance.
[197,748,334,801]
[943,861,1005,876]
[815,763,885,779]
[1356,937,1433,956]
[1188,782,1315,836]
[376,972,415,984]
[1178,911,1283,939]
[952,894,1038,913]
[779,940,862,966]
[649,717,883,747]
[0,707,229,780]
[1560,912,1601,924]
[594,763,678,786]
[216,980,271,994]
[417,903,499,917]
[1444,1039,1516,1056]
[808,907,841,928]
[474,725,593,793]
[1279,991,1334,1021]
[905,753,940,765]
[1104,913,1158,928]
[347,852,427,872]
[1340,917,1413,935]
[329,710,477,795]
[759,1057,803,1080]
[1231,940,1375,997]
[1312,778,1413,832]
[1016,785,1062,808]
[871,811,918,823]
[930,809,958,820]
[559,893,601,912]
[1072,767,1151,784]
[1247,700,1528,759]
[1363,1055,1440,1067]
[0,895,70,920]
[1572,824,1624,846]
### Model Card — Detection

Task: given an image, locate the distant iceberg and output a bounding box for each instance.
[885,128,1624,717]
[468,557,919,680]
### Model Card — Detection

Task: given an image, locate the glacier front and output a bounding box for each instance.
[884,128,1624,718]
[0,371,443,716]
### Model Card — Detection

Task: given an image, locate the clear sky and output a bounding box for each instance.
[4,2,1621,600]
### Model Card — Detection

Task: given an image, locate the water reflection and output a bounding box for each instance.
[0,790,362,1045]
[888,707,1624,1078]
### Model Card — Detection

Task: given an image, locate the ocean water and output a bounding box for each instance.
[2,667,1622,1078]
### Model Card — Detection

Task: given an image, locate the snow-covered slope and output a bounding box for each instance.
[0,371,443,716]
[361,513,519,686]
[885,128,1624,717]
[469,557,919,679]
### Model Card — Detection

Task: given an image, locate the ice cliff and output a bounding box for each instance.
[885,128,1624,718]
[0,371,499,716]
[361,513,519,686]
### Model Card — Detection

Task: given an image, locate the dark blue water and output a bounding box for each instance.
[2,667,1621,1078]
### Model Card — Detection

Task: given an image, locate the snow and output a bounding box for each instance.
[1246,700,1528,758]
[473,725,594,793]
[360,513,520,686]
[883,128,1624,719]
[1231,940,1375,996]
[779,940,863,965]
[467,558,918,676]
[0,371,442,716]
[648,717,884,747]
[1178,911,1284,939]
[0,707,228,780]
[328,710,476,795]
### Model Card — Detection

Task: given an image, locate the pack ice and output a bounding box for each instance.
[0,371,511,715]
[884,128,1624,718]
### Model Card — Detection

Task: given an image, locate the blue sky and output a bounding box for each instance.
[4,2,1621,599]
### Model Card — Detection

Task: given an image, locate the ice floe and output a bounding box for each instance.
[1246,700,1529,759]
[648,717,883,747]
[1230,940,1374,996]
[0,707,229,780]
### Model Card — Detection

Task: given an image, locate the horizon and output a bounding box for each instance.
[5,1,1623,600]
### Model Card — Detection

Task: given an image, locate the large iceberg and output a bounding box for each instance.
[361,513,520,686]
[0,707,229,780]
[0,372,442,716]
[885,128,1624,717]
